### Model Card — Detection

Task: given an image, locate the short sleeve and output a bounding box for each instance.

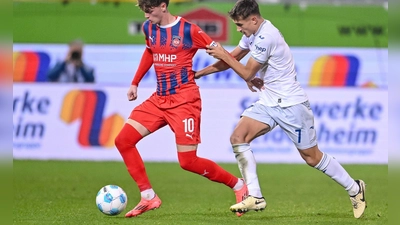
[250,34,275,64]
[191,24,214,49]
[142,20,151,48]
[238,35,250,50]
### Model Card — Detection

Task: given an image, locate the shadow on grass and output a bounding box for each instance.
[109,210,382,220]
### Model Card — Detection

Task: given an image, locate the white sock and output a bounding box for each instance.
[314,152,359,196]
[233,143,263,198]
[232,178,244,191]
[347,181,361,196]
[141,188,155,200]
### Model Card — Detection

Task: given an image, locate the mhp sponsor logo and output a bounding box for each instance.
[141,55,244,86]
[13,91,51,149]
[13,51,50,82]
[309,55,366,87]
[238,96,383,155]
[60,90,124,147]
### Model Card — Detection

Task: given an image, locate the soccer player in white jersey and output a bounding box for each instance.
[195,0,366,219]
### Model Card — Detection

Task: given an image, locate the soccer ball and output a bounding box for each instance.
[96,185,128,216]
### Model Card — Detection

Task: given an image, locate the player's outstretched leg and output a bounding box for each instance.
[350,180,367,218]
[233,178,248,217]
[230,195,267,213]
[178,151,250,216]
[310,149,366,218]
[125,195,162,217]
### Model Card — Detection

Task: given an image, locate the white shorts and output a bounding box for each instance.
[242,101,317,150]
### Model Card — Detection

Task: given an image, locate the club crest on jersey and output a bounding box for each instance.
[172,35,181,47]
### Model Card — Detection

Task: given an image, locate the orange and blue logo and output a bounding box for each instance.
[13,51,50,82]
[309,55,360,87]
[60,90,124,147]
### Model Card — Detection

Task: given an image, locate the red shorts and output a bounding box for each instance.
[129,87,202,145]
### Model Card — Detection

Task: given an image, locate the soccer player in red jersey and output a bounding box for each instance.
[114,0,248,217]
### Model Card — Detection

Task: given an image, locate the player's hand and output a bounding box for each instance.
[206,42,226,60]
[246,77,264,92]
[194,71,203,79]
[246,81,257,92]
[250,77,264,90]
[127,85,138,101]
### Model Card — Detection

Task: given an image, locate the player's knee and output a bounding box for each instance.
[299,146,322,167]
[178,155,197,171]
[178,151,197,171]
[179,160,194,171]
[114,125,143,151]
[114,132,128,151]
[303,156,319,167]
[230,133,245,145]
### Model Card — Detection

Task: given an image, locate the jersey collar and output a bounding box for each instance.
[159,16,181,29]
[254,20,267,37]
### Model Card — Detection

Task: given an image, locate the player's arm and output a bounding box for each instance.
[207,43,262,82]
[208,34,273,82]
[131,20,154,87]
[128,20,154,101]
[131,47,153,87]
[127,47,153,101]
[190,25,249,77]
[195,46,249,79]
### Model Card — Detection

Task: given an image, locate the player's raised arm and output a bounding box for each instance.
[190,25,249,79]
[206,42,262,82]
[195,46,249,79]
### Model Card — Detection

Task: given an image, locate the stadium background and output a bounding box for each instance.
[13,1,388,224]
[13,0,388,164]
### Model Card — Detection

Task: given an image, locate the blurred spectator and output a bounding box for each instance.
[47,39,95,83]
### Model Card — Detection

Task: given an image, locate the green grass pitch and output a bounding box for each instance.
[14,160,387,225]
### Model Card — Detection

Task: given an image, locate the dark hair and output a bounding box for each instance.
[137,0,169,12]
[228,0,261,21]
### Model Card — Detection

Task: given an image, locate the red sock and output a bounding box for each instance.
[178,150,238,188]
[115,124,152,192]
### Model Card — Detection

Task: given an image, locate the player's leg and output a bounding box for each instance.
[231,117,268,199]
[177,145,245,192]
[298,145,366,218]
[167,93,247,216]
[298,145,359,195]
[177,144,248,217]
[280,101,366,218]
[229,102,276,213]
[115,99,166,217]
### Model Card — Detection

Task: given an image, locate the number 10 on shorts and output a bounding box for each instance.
[182,118,195,132]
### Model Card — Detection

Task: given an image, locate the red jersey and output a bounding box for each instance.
[142,17,213,96]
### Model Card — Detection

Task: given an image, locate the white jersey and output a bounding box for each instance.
[239,20,308,107]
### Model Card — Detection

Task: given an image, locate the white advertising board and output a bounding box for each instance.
[13,84,388,164]
[13,44,387,88]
